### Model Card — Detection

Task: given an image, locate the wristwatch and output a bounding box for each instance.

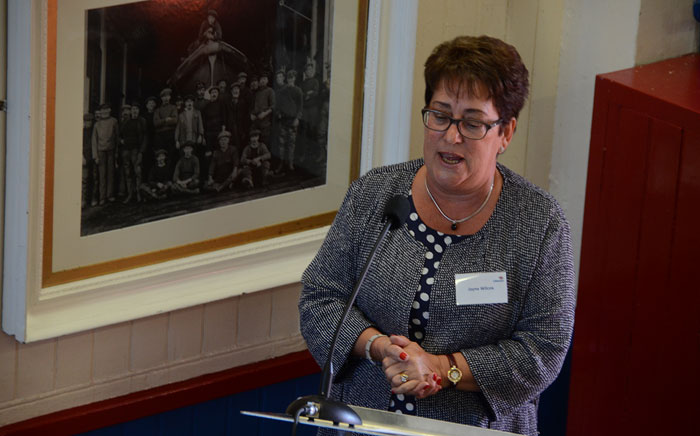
[446,353,462,386]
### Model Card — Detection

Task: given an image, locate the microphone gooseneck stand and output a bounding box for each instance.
[286,195,410,432]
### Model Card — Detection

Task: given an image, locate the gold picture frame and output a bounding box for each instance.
[2,0,368,342]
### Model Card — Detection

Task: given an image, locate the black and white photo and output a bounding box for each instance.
[81,0,334,236]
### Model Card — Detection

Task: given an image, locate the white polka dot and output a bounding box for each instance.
[406,402,415,411]
[390,400,395,407]
[397,394,405,401]
[444,236,453,245]
[412,301,420,309]
[423,311,429,319]
[426,277,435,285]
[425,251,434,259]
[412,318,421,325]
[426,234,435,243]
[417,284,422,291]
[434,244,443,253]
[437,231,444,236]
[418,223,426,232]
[409,230,415,237]
[409,212,418,221]
[414,331,423,339]
[395,410,403,414]
[420,292,429,301]
[434,261,440,269]
[421,267,428,275]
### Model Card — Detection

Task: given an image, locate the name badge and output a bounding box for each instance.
[455,272,508,305]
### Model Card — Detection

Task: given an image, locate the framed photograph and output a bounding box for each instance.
[2,0,368,342]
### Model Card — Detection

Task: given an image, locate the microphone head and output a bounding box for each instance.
[384,195,410,229]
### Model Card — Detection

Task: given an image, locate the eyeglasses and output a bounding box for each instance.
[421,108,502,140]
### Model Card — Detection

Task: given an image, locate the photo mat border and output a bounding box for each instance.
[43,0,368,287]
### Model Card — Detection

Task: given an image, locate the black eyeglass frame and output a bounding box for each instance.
[421,108,502,140]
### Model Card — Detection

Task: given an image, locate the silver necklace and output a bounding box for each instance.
[424,177,494,231]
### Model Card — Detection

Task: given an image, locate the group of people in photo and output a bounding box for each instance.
[82,63,327,208]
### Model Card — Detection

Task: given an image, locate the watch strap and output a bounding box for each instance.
[447,353,458,369]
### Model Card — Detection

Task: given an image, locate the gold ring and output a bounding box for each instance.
[399,372,409,383]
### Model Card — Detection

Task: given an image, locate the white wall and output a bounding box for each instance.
[637,0,700,64]
[549,0,643,275]
[0,284,306,426]
[361,0,417,172]
[0,0,6,322]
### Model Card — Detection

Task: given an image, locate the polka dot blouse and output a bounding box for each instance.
[388,193,465,415]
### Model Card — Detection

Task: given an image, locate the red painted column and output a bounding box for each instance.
[567,54,700,436]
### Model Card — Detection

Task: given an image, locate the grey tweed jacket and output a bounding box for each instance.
[299,160,575,436]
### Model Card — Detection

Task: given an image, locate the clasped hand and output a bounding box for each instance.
[380,335,442,399]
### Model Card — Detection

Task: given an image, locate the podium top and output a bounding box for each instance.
[242,405,523,436]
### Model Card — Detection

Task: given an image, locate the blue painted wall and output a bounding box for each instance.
[78,373,321,436]
[79,352,571,436]
[538,347,572,436]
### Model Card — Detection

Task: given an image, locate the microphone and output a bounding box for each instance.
[383,194,410,230]
[286,195,409,429]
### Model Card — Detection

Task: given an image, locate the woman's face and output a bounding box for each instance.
[423,79,512,195]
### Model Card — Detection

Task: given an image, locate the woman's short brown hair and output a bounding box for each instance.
[424,35,529,125]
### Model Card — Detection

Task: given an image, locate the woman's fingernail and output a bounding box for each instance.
[423,384,430,390]
[432,373,438,381]
[399,352,407,360]
[437,377,442,385]
[391,389,395,394]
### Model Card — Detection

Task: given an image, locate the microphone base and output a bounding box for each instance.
[286,394,362,426]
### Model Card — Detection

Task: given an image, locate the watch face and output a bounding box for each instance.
[448,367,462,383]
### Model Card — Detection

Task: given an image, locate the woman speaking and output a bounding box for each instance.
[299,35,575,436]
